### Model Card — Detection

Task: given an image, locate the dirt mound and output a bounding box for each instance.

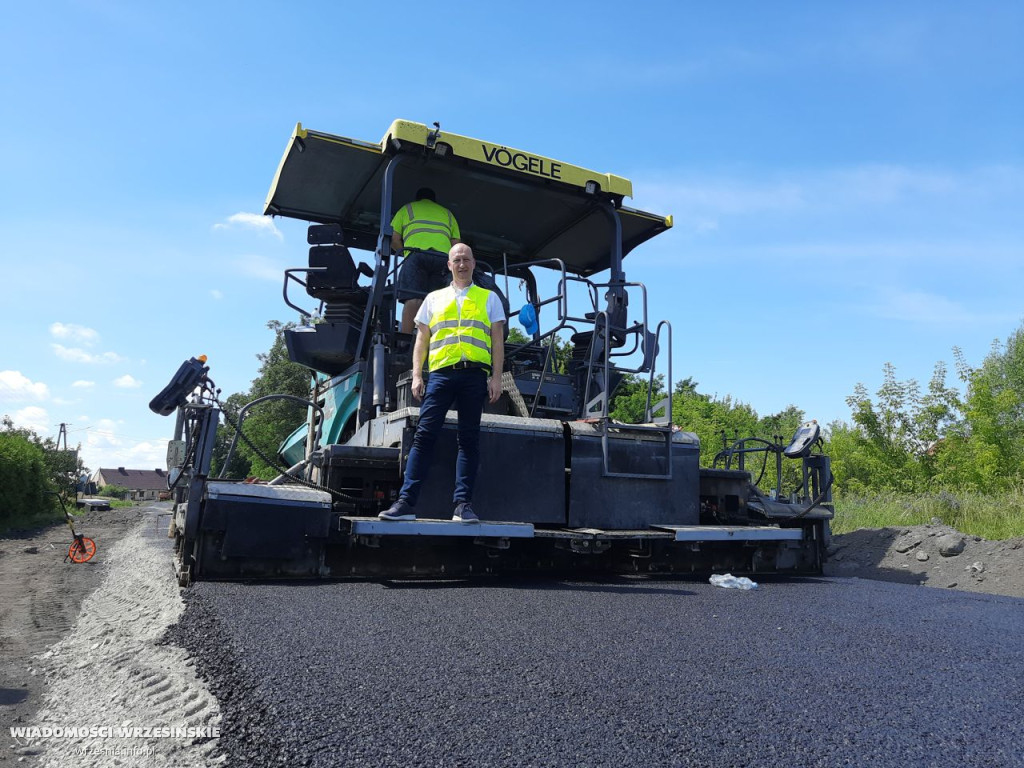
[825,520,1024,598]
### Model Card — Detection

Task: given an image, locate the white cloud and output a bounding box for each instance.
[861,288,1019,327]
[0,370,50,402]
[641,177,805,220]
[636,164,1024,234]
[210,289,224,300]
[88,419,121,442]
[235,254,286,282]
[832,165,956,205]
[80,420,167,471]
[82,420,123,468]
[113,374,142,389]
[213,212,283,240]
[125,440,169,469]
[52,344,123,364]
[10,405,49,433]
[72,380,95,389]
[50,322,100,346]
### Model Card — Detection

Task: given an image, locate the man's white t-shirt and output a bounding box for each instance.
[414,283,506,328]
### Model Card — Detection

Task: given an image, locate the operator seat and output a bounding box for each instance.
[306,224,371,322]
[283,223,372,375]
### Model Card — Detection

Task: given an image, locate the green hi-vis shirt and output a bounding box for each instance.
[391,199,461,254]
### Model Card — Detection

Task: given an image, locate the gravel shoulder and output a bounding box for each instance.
[1,504,143,757]
[1,503,220,768]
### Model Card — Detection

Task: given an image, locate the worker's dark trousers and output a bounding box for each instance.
[399,367,487,507]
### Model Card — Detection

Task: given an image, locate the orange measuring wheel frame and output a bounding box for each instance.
[67,535,97,563]
[54,493,98,564]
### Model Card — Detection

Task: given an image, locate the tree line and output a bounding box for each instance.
[832,323,1024,495]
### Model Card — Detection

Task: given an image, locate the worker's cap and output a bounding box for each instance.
[519,303,539,336]
[415,187,436,201]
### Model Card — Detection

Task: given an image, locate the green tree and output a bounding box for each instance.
[210,391,251,479]
[673,389,760,467]
[0,416,73,526]
[218,321,313,480]
[98,484,128,499]
[942,327,1024,490]
[823,420,874,495]
[841,363,926,493]
[609,373,667,423]
[506,327,573,374]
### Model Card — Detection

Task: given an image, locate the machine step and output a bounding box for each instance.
[342,516,535,538]
[654,525,804,542]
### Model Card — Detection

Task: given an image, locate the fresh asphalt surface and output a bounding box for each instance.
[173,575,1024,767]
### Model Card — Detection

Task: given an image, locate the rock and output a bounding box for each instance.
[22,547,38,555]
[895,538,921,553]
[969,562,985,574]
[929,517,942,525]
[947,582,958,589]
[937,534,966,557]
[916,551,930,562]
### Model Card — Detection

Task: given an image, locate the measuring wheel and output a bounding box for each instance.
[67,536,97,564]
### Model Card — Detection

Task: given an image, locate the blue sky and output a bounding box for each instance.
[1,1,1021,472]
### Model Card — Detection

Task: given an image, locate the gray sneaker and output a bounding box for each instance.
[379,499,415,521]
[452,502,479,524]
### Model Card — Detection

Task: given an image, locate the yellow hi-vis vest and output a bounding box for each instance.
[393,199,459,254]
[427,285,493,372]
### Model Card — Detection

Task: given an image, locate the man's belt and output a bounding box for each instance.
[435,361,489,372]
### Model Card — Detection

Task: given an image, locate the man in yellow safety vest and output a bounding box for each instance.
[379,243,505,523]
[391,187,462,333]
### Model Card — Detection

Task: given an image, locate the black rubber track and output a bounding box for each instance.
[168,576,1024,767]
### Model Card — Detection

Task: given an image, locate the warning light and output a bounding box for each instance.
[198,355,208,363]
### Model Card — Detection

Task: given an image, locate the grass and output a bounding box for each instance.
[0,506,66,535]
[832,489,1024,540]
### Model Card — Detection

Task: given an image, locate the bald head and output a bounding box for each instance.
[448,243,476,288]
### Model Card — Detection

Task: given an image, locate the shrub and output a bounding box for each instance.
[0,431,59,528]
[98,484,128,499]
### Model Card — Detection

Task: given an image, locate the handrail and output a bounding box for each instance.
[221,395,325,479]
[282,266,327,320]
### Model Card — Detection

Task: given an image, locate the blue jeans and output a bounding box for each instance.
[399,367,488,507]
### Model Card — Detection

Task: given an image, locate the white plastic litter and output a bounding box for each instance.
[709,573,758,590]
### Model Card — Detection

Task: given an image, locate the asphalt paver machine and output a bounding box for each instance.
[151,120,833,584]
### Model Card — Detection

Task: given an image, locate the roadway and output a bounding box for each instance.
[173,574,1024,767]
